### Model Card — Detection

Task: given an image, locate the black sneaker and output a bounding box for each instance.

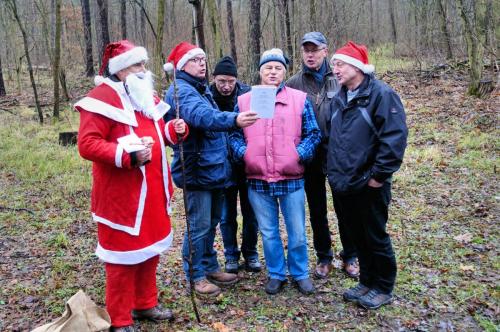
[265,278,286,295]
[294,278,315,295]
[343,283,370,303]
[358,289,393,309]
[225,260,239,274]
[244,258,262,272]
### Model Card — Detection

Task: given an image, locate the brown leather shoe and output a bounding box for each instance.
[206,271,238,286]
[314,262,333,279]
[132,305,173,322]
[344,260,360,279]
[194,279,221,296]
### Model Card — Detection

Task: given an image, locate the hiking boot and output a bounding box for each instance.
[206,271,239,286]
[265,278,286,295]
[225,260,239,274]
[294,278,315,295]
[132,305,173,322]
[111,326,135,332]
[343,260,360,279]
[244,258,262,272]
[314,262,333,279]
[193,279,221,296]
[343,283,370,303]
[358,289,393,309]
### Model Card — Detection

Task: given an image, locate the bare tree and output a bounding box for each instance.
[81,0,94,76]
[282,0,293,73]
[437,0,453,59]
[0,55,6,96]
[120,0,127,39]
[189,0,206,50]
[309,0,316,31]
[207,0,223,59]
[388,0,397,54]
[96,0,110,66]
[249,0,261,84]
[53,0,61,119]
[154,0,165,92]
[6,0,43,123]
[226,0,237,64]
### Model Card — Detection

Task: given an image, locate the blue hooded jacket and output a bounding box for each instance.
[164,71,238,190]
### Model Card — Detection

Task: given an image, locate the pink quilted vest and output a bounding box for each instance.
[238,86,306,182]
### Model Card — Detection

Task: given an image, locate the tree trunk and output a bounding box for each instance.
[81,0,94,76]
[120,0,127,39]
[140,0,146,45]
[189,0,206,50]
[457,0,484,96]
[7,0,43,123]
[96,0,110,67]
[369,0,375,45]
[283,0,293,73]
[388,0,397,54]
[0,55,6,96]
[53,0,61,119]
[226,0,237,64]
[309,0,316,31]
[207,0,223,59]
[249,0,261,84]
[154,0,165,93]
[437,0,453,59]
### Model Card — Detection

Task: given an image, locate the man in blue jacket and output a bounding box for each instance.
[323,41,408,309]
[163,42,257,297]
[209,56,262,274]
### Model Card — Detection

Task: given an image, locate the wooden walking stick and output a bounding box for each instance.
[166,64,201,323]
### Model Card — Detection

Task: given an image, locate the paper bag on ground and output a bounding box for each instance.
[31,290,110,332]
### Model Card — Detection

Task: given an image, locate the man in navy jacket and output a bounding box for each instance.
[323,41,408,310]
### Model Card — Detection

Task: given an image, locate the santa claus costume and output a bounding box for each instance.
[75,40,187,328]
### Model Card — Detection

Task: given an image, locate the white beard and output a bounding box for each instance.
[126,71,156,118]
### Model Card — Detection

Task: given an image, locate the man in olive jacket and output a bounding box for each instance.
[287,32,358,279]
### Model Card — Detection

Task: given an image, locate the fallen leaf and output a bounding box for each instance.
[453,233,472,243]
[212,322,230,332]
[459,264,474,271]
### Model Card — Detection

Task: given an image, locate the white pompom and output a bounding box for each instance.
[94,75,105,86]
[363,64,375,74]
[163,62,174,74]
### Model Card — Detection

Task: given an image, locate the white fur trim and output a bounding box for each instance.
[164,121,175,145]
[94,75,105,86]
[95,231,173,264]
[177,48,205,70]
[154,121,172,215]
[74,96,138,127]
[115,144,124,168]
[108,46,149,75]
[163,62,174,73]
[331,53,375,74]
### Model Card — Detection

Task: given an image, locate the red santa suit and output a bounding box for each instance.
[76,76,186,327]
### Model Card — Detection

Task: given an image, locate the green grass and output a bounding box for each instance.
[370,44,417,73]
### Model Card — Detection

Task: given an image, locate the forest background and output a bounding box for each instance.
[0,0,498,331]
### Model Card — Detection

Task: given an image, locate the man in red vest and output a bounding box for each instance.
[76,40,187,332]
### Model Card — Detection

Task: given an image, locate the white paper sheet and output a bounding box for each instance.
[117,133,146,153]
[250,85,277,119]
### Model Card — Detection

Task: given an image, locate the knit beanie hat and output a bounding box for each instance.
[259,48,288,69]
[163,41,206,72]
[213,56,238,77]
[330,41,374,74]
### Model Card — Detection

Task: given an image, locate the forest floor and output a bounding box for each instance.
[0,66,498,331]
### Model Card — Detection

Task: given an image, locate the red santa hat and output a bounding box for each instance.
[163,41,205,73]
[95,40,148,85]
[331,41,374,74]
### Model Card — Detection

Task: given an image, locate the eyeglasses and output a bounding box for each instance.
[302,47,325,55]
[189,57,207,64]
[215,79,236,86]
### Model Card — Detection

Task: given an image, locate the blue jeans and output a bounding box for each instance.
[182,189,224,282]
[248,187,309,281]
[220,181,259,262]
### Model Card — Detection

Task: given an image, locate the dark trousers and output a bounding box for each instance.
[304,155,333,264]
[220,174,259,262]
[332,198,357,263]
[333,182,397,294]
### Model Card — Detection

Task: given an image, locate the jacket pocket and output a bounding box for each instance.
[195,148,228,187]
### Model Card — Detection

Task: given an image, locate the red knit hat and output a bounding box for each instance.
[99,40,148,75]
[331,41,374,74]
[163,41,205,72]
